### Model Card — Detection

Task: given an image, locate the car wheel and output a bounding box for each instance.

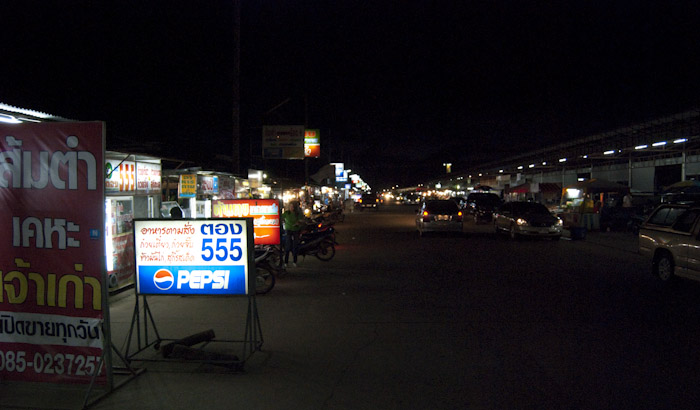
[654,252,675,282]
[509,224,519,240]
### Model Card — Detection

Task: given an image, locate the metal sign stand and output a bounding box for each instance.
[123,293,263,369]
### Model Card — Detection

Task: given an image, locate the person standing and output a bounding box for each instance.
[282,201,304,267]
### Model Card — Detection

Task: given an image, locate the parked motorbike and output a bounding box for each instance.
[283,224,337,262]
[253,246,279,294]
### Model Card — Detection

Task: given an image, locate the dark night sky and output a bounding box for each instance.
[2,1,700,189]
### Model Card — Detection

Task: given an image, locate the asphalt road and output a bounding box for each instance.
[6,204,700,409]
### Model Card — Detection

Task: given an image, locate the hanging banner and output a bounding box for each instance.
[211,199,281,245]
[0,122,106,384]
[134,219,254,296]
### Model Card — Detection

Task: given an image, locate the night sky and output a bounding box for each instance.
[2,1,700,189]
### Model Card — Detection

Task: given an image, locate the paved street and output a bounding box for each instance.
[5,205,700,410]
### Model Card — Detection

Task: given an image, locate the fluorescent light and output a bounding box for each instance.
[674,138,688,144]
[499,169,504,173]
[559,158,567,163]
[582,155,588,159]
[635,145,648,150]
[542,161,547,165]
[652,141,667,147]
[604,150,615,155]
[577,178,585,181]
[528,164,535,168]
[517,166,523,170]
[0,114,22,124]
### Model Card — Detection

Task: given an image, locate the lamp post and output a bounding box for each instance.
[443,162,452,174]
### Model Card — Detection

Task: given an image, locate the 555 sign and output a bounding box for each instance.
[134,219,254,296]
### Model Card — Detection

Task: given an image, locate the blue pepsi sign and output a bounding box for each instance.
[134,219,253,296]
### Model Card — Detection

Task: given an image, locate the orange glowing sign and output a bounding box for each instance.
[211,199,281,245]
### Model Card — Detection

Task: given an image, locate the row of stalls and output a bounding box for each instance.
[104,153,279,291]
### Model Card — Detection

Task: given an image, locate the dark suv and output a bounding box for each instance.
[358,193,380,210]
[467,192,503,223]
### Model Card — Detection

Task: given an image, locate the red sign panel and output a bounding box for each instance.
[211,199,280,245]
[0,122,105,384]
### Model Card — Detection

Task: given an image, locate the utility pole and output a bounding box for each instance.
[231,0,241,174]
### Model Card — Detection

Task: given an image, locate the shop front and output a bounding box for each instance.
[105,151,162,290]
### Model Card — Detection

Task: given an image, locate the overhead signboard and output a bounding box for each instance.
[136,162,161,192]
[105,159,135,192]
[134,219,254,296]
[211,199,281,245]
[304,129,320,158]
[262,125,305,159]
[200,175,219,195]
[178,174,197,198]
[1,121,106,384]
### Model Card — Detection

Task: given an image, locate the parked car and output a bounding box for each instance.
[466,192,503,223]
[494,201,563,240]
[416,199,463,237]
[638,203,700,282]
[358,193,380,210]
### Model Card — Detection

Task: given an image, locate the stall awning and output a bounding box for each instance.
[538,183,561,193]
[508,183,530,194]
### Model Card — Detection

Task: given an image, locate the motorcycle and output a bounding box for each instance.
[283,223,337,262]
[253,246,280,294]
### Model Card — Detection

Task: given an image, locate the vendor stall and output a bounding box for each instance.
[559,179,630,235]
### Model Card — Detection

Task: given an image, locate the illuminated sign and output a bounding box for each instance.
[212,199,281,245]
[136,162,161,192]
[134,219,253,295]
[105,160,135,192]
[304,129,321,158]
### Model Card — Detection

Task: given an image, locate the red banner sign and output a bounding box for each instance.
[211,199,280,245]
[0,122,106,384]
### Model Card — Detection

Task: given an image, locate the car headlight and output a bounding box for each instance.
[556,218,563,226]
[516,218,528,226]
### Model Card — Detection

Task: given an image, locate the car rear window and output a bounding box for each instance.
[468,193,501,205]
[426,201,459,213]
[648,206,686,226]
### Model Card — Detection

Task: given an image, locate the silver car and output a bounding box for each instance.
[638,203,700,282]
[416,199,464,237]
[494,201,563,240]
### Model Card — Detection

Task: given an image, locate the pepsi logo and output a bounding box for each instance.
[153,269,175,290]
